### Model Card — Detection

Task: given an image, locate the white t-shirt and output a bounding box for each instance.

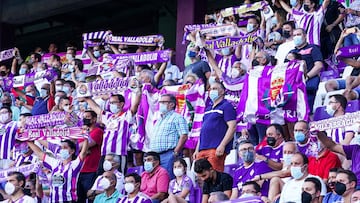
[275,40,295,65]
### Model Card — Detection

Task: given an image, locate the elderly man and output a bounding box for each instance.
[150,93,188,179]
[94,171,120,203]
[194,81,237,172]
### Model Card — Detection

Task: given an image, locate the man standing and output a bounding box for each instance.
[0,106,18,169]
[275,21,296,64]
[150,94,188,178]
[194,81,237,172]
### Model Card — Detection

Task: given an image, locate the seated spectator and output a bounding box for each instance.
[94,171,121,203]
[140,152,170,203]
[334,169,358,202]
[194,158,233,203]
[231,140,272,199]
[351,189,360,203]
[31,83,55,116]
[161,158,193,203]
[1,92,20,121]
[70,58,87,84]
[0,172,35,202]
[237,181,270,202]
[323,168,343,203]
[118,173,151,203]
[301,177,322,203]
[294,120,317,157]
[208,191,229,203]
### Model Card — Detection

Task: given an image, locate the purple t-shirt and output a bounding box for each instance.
[343,145,360,187]
[232,161,273,196]
[256,142,284,163]
[168,175,193,201]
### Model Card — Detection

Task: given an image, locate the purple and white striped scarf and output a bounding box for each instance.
[337,44,360,59]
[310,111,360,132]
[108,50,170,65]
[0,48,15,62]
[220,1,268,17]
[0,163,40,182]
[25,112,80,129]
[16,127,88,141]
[86,58,134,76]
[106,34,165,47]
[237,60,310,125]
[81,31,111,56]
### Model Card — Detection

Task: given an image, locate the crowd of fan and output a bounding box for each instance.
[1,0,360,202]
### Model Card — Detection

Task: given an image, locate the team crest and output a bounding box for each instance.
[262,76,293,111]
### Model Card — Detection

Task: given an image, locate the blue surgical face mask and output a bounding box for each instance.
[62,86,70,94]
[290,165,304,179]
[247,23,255,33]
[221,48,231,56]
[144,161,154,173]
[271,17,278,27]
[59,149,71,160]
[209,90,219,102]
[40,89,48,98]
[188,51,197,58]
[290,0,297,7]
[283,154,293,166]
[110,104,120,114]
[93,50,101,58]
[159,103,168,113]
[293,36,303,47]
[242,151,255,163]
[294,131,306,143]
[19,68,27,75]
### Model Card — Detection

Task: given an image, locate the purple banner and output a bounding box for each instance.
[86,58,134,76]
[109,50,170,65]
[0,48,15,62]
[337,44,360,58]
[106,34,164,46]
[17,127,88,141]
[76,77,130,97]
[205,36,258,50]
[25,111,80,129]
[0,163,40,183]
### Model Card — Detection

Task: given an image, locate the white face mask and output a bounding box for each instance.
[240,193,255,198]
[231,68,240,78]
[124,182,135,193]
[63,105,70,112]
[5,182,16,195]
[99,177,111,190]
[0,113,10,123]
[103,160,113,172]
[173,168,184,177]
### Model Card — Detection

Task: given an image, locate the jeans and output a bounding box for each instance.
[77,172,97,203]
[344,33,360,47]
[248,123,268,146]
[159,150,176,179]
[306,76,320,113]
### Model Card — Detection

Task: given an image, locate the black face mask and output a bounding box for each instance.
[0,71,6,77]
[252,59,260,67]
[304,5,311,12]
[2,102,11,108]
[267,137,276,147]
[283,30,291,39]
[83,118,92,127]
[301,191,314,203]
[23,188,32,196]
[335,182,347,195]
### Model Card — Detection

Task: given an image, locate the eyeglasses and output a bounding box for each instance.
[329,101,338,104]
[239,147,254,152]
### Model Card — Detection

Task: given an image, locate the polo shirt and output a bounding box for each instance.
[94,189,121,203]
[140,166,170,198]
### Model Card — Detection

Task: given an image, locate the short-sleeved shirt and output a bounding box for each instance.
[202,171,233,195]
[13,153,38,167]
[322,192,342,203]
[80,127,103,173]
[256,141,284,163]
[168,175,193,201]
[42,154,84,202]
[0,121,18,160]
[150,110,188,153]
[94,189,121,203]
[183,60,211,86]
[140,166,170,198]
[101,111,133,156]
[343,145,360,187]
[232,161,272,196]
[31,96,55,116]
[117,192,152,203]
[164,63,181,81]
[308,149,341,179]
[297,139,317,157]
[275,40,295,64]
[199,99,236,154]
[215,54,240,78]
[290,44,323,74]
[326,124,356,144]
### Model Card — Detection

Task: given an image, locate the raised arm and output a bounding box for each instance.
[85,97,102,116]
[205,49,223,79]
[154,62,167,85]
[27,141,45,159]
[322,0,330,10]
[279,0,293,14]
[129,79,142,116]
[317,131,345,156]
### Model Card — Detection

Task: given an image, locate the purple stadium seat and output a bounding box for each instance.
[346,100,360,113]
[194,186,202,203]
[313,106,331,121]
[126,166,144,175]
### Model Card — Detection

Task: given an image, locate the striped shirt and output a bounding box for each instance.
[0,195,36,203]
[13,153,38,167]
[326,124,356,144]
[117,192,152,203]
[239,29,265,70]
[168,175,193,201]
[292,6,325,46]
[43,155,84,202]
[101,111,133,156]
[215,54,239,78]
[150,110,188,153]
[0,121,17,160]
[91,170,125,194]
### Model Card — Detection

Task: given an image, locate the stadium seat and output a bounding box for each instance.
[313,106,331,121]
[346,100,360,113]
[126,166,144,175]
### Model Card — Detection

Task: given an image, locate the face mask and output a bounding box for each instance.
[209,90,219,102]
[83,118,92,127]
[103,160,113,171]
[326,104,336,116]
[231,69,240,78]
[283,154,293,166]
[55,96,60,105]
[59,149,71,160]
[221,48,231,56]
[159,103,168,113]
[252,59,260,67]
[80,102,88,110]
[40,89,48,98]
[290,0,297,7]
[317,141,324,152]
[66,54,73,61]
[188,51,197,58]
[19,68,27,75]
[55,85,63,92]
[290,166,304,179]
[93,50,101,58]
[28,59,34,64]
[63,105,70,112]
[242,151,255,163]
[124,183,135,193]
[267,137,276,147]
[0,114,10,123]
[0,71,6,77]
[68,65,74,73]
[304,4,311,12]
[295,132,306,143]
[247,23,255,33]
[208,76,216,85]
[283,30,291,39]
[334,182,346,195]
[173,168,184,177]
[21,147,30,154]
[144,161,154,173]
[301,191,313,203]
[110,104,120,114]
[294,36,304,47]
[271,17,278,27]
[99,178,111,190]
[240,193,255,198]
[4,182,16,195]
